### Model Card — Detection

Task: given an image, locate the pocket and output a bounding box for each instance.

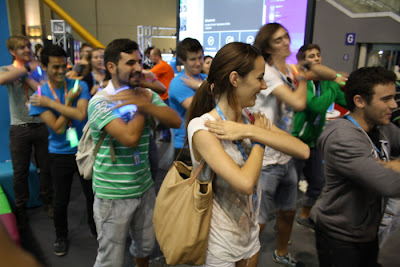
[94,197,113,222]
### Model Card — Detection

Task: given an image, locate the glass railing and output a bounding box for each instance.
[334,0,400,16]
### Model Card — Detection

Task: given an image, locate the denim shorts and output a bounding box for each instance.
[258,159,298,224]
[93,187,156,267]
[379,197,400,247]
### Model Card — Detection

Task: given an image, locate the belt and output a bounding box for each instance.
[15,123,45,128]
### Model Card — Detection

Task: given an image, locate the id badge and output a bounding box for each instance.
[133,150,141,166]
[66,127,79,148]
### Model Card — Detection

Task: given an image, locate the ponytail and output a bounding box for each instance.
[186,80,215,128]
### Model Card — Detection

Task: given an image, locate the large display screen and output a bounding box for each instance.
[178,0,311,64]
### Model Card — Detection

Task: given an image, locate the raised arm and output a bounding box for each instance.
[205,113,310,160]
[100,88,151,147]
[112,89,181,128]
[39,110,70,134]
[192,129,264,195]
[180,76,203,90]
[140,70,166,94]
[103,112,146,147]
[306,64,348,83]
[30,87,88,121]
[0,65,28,85]
[271,67,308,111]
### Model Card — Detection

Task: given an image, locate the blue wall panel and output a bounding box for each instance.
[0,0,11,162]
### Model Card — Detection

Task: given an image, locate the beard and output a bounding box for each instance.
[116,67,141,88]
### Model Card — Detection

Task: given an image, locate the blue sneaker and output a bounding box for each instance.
[273,250,296,267]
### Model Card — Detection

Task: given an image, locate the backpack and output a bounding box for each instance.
[76,122,116,180]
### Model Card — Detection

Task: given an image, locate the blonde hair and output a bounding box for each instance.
[6,36,31,52]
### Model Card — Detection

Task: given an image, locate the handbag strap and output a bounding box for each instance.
[175,138,189,162]
[186,160,205,186]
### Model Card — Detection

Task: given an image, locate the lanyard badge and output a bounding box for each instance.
[66,127,79,148]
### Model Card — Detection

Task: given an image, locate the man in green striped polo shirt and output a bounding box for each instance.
[88,39,181,267]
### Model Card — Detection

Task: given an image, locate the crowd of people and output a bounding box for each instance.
[0,21,399,267]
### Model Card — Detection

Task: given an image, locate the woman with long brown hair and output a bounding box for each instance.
[186,42,309,267]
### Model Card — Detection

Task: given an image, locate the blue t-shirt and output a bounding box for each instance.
[30,78,91,154]
[169,57,179,74]
[169,71,207,149]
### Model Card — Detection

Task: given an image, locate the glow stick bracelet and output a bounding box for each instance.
[38,85,41,96]
[12,60,21,68]
[118,104,137,115]
[37,66,43,77]
[291,64,299,75]
[72,79,79,93]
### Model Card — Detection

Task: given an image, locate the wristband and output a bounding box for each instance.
[66,97,74,103]
[252,142,265,149]
[336,73,346,85]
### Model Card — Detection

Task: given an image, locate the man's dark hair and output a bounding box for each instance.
[345,67,397,112]
[40,44,68,67]
[104,39,139,68]
[144,46,154,57]
[177,38,203,62]
[296,43,321,61]
[81,43,93,50]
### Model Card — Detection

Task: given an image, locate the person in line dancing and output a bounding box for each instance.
[186,42,309,267]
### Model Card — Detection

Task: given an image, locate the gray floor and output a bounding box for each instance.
[22,168,400,267]
[21,137,400,267]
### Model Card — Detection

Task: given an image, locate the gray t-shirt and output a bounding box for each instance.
[0,66,43,125]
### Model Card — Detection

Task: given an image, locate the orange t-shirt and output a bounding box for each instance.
[150,60,175,100]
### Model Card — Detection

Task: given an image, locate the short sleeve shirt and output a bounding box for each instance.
[0,66,43,125]
[29,78,90,154]
[249,63,293,165]
[169,71,207,148]
[88,81,166,199]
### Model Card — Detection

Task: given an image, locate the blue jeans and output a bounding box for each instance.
[258,159,298,224]
[378,197,400,247]
[294,147,324,207]
[93,187,156,267]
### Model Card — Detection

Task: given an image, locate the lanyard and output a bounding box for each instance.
[47,81,72,127]
[13,60,31,101]
[48,81,67,104]
[215,104,248,162]
[273,65,295,90]
[313,81,321,97]
[346,115,387,160]
[215,104,259,214]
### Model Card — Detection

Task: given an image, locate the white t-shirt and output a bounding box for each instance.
[187,113,261,262]
[250,63,295,166]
